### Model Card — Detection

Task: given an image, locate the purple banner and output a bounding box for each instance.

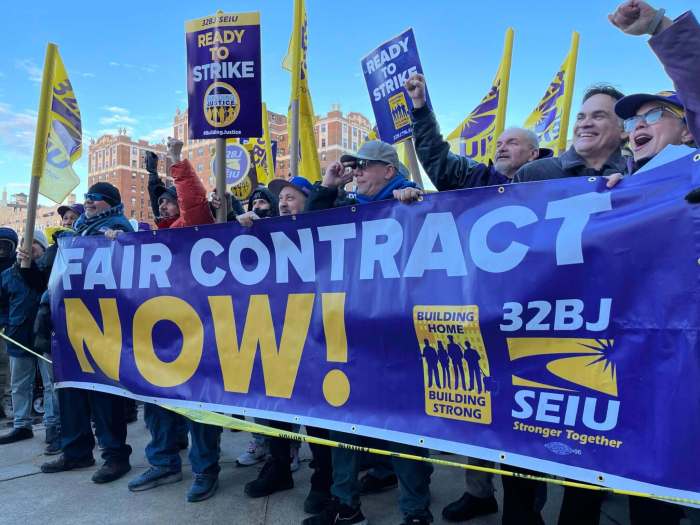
[362,28,431,144]
[50,153,700,503]
[185,12,262,139]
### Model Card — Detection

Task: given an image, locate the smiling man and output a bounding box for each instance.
[615,91,694,170]
[515,85,628,182]
[404,73,544,191]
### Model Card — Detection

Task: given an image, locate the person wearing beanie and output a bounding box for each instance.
[0,227,18,420]
[131,138,221,503]
[72,181,133,237]
[40,182,134,484]
[0,232,59,454]
[232,185,280,227]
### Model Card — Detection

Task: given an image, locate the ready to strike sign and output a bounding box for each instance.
[362,28,431,144]
[185,12,262,139]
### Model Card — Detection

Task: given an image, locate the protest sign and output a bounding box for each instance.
[185,12,262,139]
[362,28,430,144]
[50,153,700,503]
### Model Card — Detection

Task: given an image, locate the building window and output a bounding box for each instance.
[197,164,204,172]
[131,172,136,178]
[131,160,137,168]
[352,142,357,151]
[197,147,204,156]
[343,140,348,149]
[352,127,357,136]
[132,147,137,154]
[321,124,326,132]
[342,124,347,132]
[321,139,326,148]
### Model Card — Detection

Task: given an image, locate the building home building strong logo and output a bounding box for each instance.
[413,306,492,424]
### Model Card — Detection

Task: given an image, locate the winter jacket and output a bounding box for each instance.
[33,290,51,355]
[149,159,214,229]
[649,11,700,144]
[306,173,417,212]
[0,264,42,358]
[410,105,509,190]
[514,147,627,183]
[73,203,134,236]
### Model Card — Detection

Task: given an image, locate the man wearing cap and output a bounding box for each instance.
[306,140,418,214]
[0,231,59,453]
[610,1,699,172]
[41,182,134,483]
[131,139,222,503]
[243,175,335,517]
[615,91,695,172]
[303,141,432,525]
[0,227,18,421]
[57,203,84,229]
[269,176,314,215]
[404,73,546,190]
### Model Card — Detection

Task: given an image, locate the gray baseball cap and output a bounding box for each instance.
[340,140,409,177]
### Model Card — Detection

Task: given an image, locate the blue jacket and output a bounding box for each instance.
[0,264,42,358]
[73,203,134,236]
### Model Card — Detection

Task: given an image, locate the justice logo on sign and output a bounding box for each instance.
[203,81,241,128]
[413,305,492,424]
[389,92,411,130]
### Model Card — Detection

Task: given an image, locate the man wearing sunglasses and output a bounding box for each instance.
[615,91,694,171]
[303,141,432,525]
[41,181,134,484]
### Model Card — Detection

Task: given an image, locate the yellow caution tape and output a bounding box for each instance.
[12,326,693,508]
[164,404,700,507]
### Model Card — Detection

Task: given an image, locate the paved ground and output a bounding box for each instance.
[0,409,697,525]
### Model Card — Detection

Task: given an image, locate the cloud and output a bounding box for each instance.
[0,102,37,155]
[141,126,172,144]
[99,114,138,125]
[102,105,129,114]
[81,72,96,78]
[15,59,42,83]
[108,61,157,73]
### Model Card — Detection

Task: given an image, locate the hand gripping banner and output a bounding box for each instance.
[50,152,700,503]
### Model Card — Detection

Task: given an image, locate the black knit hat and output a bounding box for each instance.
[87,182,121,206]
[154,185,178,204]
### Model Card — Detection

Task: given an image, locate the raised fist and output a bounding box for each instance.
[404,73,427,109]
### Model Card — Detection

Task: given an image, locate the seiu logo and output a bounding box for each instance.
[507,338,619,432]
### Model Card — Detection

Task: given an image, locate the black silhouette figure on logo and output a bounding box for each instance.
[421,339,441,388]
[447,335,467,390]
[437,340,451,389]
[463,341,483,394]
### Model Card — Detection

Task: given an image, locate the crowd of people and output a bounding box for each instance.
[0,1,698,524]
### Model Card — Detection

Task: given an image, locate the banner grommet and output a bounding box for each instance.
[498,186,505,194]
[588,177,597,182]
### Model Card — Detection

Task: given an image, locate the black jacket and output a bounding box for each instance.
[33,290,51,355]
[514,146,627,183]
[305,184,357,212]
[411,106,508,190]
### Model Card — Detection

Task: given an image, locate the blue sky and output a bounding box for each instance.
[0,0,694,203]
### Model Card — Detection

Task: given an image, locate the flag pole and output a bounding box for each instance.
[215,138,228,223]
[558,32,580,154]
[23,43,58,268]
[262,102,275,181]
[403,138,424,188]
[289,0,302,179]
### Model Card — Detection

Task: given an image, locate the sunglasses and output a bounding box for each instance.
[84,192,107,202]
[623,106,684,133]
[350,159,390,170]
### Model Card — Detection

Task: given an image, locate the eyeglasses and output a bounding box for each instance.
[84,192,107,202]
[352,159,390,170]
[623,106,685,133]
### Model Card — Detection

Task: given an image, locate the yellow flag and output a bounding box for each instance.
[447,28,514,164]
[523,32,580,156]
[38,47,81,203]
[238,103,275,186]
[283,0,321,182]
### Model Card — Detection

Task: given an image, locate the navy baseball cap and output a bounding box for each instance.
[57,203,85,217]
[615,90,684,119]
[268,176,313,198]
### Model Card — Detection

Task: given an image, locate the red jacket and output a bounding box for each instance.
[157,159,214,229]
